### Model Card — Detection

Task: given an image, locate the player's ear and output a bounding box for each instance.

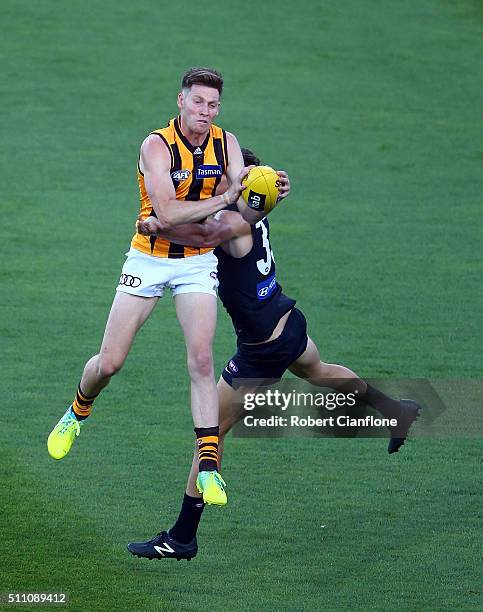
[177,91,184,110]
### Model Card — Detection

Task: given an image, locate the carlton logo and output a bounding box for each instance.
[196,165,223,179]
[171,169,191,181]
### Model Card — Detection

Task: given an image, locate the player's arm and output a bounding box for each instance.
[141,135,250,227]
[136,216,219,247]
[137,210,250,249]
[225,132,291,223]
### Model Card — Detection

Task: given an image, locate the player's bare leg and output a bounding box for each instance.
[80,292,159,396]
[175,292,227,505]
[288,337,367,393]
[175,292,219,428]
[289,336,421,453]
[47,292,158,459]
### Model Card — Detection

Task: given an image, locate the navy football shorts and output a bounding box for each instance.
[222,308,309,388]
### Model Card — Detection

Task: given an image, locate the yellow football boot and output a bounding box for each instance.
[196,471,227,506]
[47,407,82,459]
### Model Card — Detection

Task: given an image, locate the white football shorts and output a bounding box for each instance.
[116,247,219,298]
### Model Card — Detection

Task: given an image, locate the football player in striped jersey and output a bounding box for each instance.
[47,68,291,512]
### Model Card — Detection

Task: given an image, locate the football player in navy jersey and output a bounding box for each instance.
[127,148,420,561]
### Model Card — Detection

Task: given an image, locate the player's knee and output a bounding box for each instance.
[187,347,213,379]
[299,360,331,383]
[315,361,334,379]
[97,355,124,379]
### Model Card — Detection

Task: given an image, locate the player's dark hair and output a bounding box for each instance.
[181,67,224,95]
[241,148,260,167]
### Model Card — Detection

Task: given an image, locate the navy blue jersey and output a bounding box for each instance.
[215,217,296,343]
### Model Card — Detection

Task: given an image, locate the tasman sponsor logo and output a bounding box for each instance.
[196,165,223,179]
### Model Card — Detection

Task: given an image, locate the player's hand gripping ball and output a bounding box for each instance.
[242,166,281,213]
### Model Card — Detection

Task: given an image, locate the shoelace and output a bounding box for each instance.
[58,413,81,437]
[212,473,226,489]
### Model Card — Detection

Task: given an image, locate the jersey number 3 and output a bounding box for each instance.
[256,221,274,276]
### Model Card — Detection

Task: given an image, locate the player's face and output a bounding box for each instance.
[177,85,220,135]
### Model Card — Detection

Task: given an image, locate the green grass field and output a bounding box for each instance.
[1,0,482,610]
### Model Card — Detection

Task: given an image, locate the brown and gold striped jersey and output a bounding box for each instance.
[131,116,228,258]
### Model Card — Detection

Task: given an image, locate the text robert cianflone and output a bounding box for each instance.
[243,390,357,412]
[243,415,398,428]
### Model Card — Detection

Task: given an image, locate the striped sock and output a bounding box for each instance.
[195,426,219,472]
[72,385,98,421]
